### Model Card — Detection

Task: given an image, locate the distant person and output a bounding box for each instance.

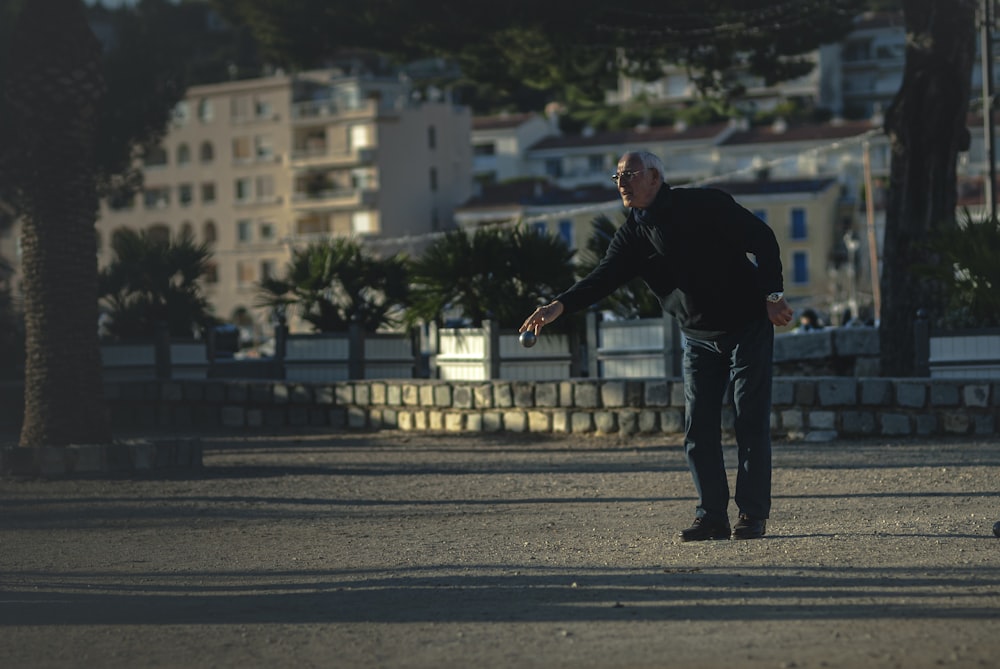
[794,308,824,333]
[520,149,793,541]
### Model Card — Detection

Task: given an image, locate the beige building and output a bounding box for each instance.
[1,69,472,340]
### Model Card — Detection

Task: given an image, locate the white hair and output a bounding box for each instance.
[626,150,666,182]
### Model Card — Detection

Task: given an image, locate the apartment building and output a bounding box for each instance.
[0,69,474,339]
[470,112,558,187]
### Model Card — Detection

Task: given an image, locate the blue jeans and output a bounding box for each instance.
[682,318,773,522]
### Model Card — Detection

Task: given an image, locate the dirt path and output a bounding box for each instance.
[1,429,999,669]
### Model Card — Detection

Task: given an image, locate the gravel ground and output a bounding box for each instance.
[1,429,999,669]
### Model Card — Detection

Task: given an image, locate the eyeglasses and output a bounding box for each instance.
[611,169,646,184]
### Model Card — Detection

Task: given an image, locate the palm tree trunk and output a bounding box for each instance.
[880,0,976,376]
[4,0,111,446]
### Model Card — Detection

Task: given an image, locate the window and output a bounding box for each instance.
[255,175,275,201]
[200,141,214,163]
[588,155,604,173]
[545,159,563,178]
[236,260,255,286]
[752,209,768,224]
[172,101,190,126]
[204,262,218,284]
[232,136,252,162]
[473,143,496,157]
[143,146,168,168]
[203,220,217,244]
[792,251,809,285]
[176,143,191,166]
[143,186,170,209]
[108,191,135,211]
[237,219,252,243]
[352,211,374,234]
[201,182,216,204]
[790,208,807,240]
[427,125,436,150]
[255,98,273,119]
[259,221,275,241]
[230,96,250,120]
[255,135,274,161]
[180,221,194,240]
[197,98,214,122]
[235,178,252,202]
[260,260,275,281]
[558,220,574,248]
[178,183,193,206]
[429,167,438,192]
[148,224,170,244]
[531,222,547,236]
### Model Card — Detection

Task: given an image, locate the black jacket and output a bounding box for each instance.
[555,183,784,339]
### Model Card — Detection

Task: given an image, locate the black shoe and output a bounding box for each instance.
[679,517,731,542]
[732,513,767,540]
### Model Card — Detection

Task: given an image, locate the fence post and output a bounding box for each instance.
[154,320,171,380]
[914,308,930,377]
[348,322,364,380]
[484,319,500,380]
[586,310,599,379]
[664,311,682,377]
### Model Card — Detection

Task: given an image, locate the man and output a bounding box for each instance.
[520,150,793,541]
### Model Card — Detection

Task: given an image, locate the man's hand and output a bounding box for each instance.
[767,297,794,327]
[520,301,565,335]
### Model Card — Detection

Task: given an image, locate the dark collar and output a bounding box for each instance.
[633,183,672,226]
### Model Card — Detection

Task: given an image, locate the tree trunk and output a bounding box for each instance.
[881,0,976,376]
[4,0,112,447]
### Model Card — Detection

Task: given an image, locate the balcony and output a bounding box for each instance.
[289,146,377,169]
[290,98,376,124]
[291,187,378,211]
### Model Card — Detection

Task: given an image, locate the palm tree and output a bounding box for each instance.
[256,239,409,332]
[406,224,577,329]
[98,228,216,340]
[2,0,111,447]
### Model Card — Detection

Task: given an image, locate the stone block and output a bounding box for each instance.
[915,413,937,435]
[794,381,817,406]
[413,411,428,430]
[808,410,836,430]
[37,447,67,476]
[973,414,995,435]
[433,385,452,408]
[534,383,558,408]
[68,444,105,472]
[638,410,660,433]
[669,382,686,407]
[818,379,857,406]
[204,382,227,402]
[221,406,245,427]
[558,382,575,407]
[771,379,795,406]
[930,383,960,407]
[895,381,927,408]
[226,383,248,402]
[314,385,335,405]
[601,381,626,408]
[494,383,514,408]
[474,384,494,409]
[386,384,402,406]
[308,408,327,426]
[464,412,482,432]
[370,383,387,405]
[504,411,527,432]
[250,384,273,403]
[571,412,594,433]
[513,383,535,408]
[482,411,503,432]
[445,412,465,432]
[263,408,286,427]
[552,411,570,433]
[428,411,444,430]
[161,382,183,402]
[381,409,399,429]
[942,411,970,434]
[618,410,639,435]
[398,411,414,431]
[841,410,875,435]
[963,384,990,408]
[774,330,833,361]
[419,384,435,407]
[354,384,370,406]
[246,409,263,428]
[130,441,156,470]
[880,413,911,435]
[594,411,617,434]
[452,385,473,409]
[833,327,879,356]
[528,411,551,433]
[660,409,684,433]
[347,407,368,430]
[336,384,355,406]
[574,382,599,408]
[288,407,309,426]
[860,379,892,405]
[644,381,670,407]
[781,409,803,430]
[329,407,347,428]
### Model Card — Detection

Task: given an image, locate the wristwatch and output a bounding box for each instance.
[766,292,784,303]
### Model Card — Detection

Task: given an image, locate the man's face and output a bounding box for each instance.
[615,155,659,209]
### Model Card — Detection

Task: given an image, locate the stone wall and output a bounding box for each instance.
[97,376,998,440]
